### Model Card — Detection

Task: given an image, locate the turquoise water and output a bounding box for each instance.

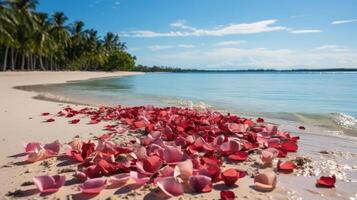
[63,72,356,115]
[29,72,357,132]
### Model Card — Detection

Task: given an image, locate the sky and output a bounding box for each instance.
[38,0,357,69]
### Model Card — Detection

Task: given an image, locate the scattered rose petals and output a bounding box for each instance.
[298,126,306,130]
[33,175,65,193]
[41,112,50,116]
[316,175,336,188]
[25,105,303,197]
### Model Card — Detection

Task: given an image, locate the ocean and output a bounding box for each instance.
[21,72,357,136]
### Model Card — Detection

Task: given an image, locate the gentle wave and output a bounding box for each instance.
[332,113,357,129]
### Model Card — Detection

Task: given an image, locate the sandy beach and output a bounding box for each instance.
[1,72,356,200]
[0,72,144,199]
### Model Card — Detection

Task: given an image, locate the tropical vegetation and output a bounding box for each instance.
[0,0,136,71]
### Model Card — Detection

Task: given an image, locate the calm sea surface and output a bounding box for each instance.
[30,72,357,132]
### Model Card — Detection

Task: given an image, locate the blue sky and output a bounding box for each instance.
[38,0,357,69]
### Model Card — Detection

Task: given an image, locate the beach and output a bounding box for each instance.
[0,72,143,199]
[1,72,357,200]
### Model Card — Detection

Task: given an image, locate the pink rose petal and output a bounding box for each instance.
[33,175,65,193]
[80,178,107,194]
[157,177,184,197]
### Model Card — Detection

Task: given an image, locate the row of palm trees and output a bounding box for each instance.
[0,0,136,71]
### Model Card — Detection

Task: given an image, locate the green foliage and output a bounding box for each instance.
[104,50,135,71]
[0,0,135,71]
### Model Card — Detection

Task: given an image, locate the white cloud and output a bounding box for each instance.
[216,40,246,46]
[122,19,288,37]
[331,19,357,25]
[148,44,195,51]
[178,44,195,48]
[121,20,321,37]
[289,29,321,34]
[138,47,357,69]
[314,45,349,52]
[148,45,174,51]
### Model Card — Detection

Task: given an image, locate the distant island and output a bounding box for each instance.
[131,65,357,72]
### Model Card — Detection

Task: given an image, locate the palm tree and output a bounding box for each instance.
[50,11,69,70]
[7,0,38,70]
[103,32,126,52]
[1,1,19,71]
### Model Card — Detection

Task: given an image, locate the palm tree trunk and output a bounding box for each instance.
[13,51,18,70]
[21,54,25,70]
[39,56,45,71]
[27,55,30,71]
[2,46,9,71]
[10,47,15,70]
[50,55,53,71]
[33,55,37,70]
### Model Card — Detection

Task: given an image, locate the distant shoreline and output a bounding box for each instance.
[170,68,357,73]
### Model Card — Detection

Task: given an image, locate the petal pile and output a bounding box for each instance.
[20,105,305,198]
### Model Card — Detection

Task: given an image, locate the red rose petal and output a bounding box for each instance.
[221,168,239,186]
[228,151,248,161]
[316,175,336,188]
[220,190,235,200]
[277,160,296,173]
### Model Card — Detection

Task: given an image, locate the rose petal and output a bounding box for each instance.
[220,140,240,155]
[157,177,184,197]
[109,173,130,185]
[316,175,336,188]
[281,141,298,152]
[220,190,235,200]
[80,178,107,194]
[129,171,150,185]
[189,175,212,193]
[228,151,248,161]
[174,159,193,181]
[221,168,239,186]
[163,145,184,164]
[277,160,296,173]
[33,175,65,193]
[24,142,41,153]
[70,119,80,124]
[254,172,277,192]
